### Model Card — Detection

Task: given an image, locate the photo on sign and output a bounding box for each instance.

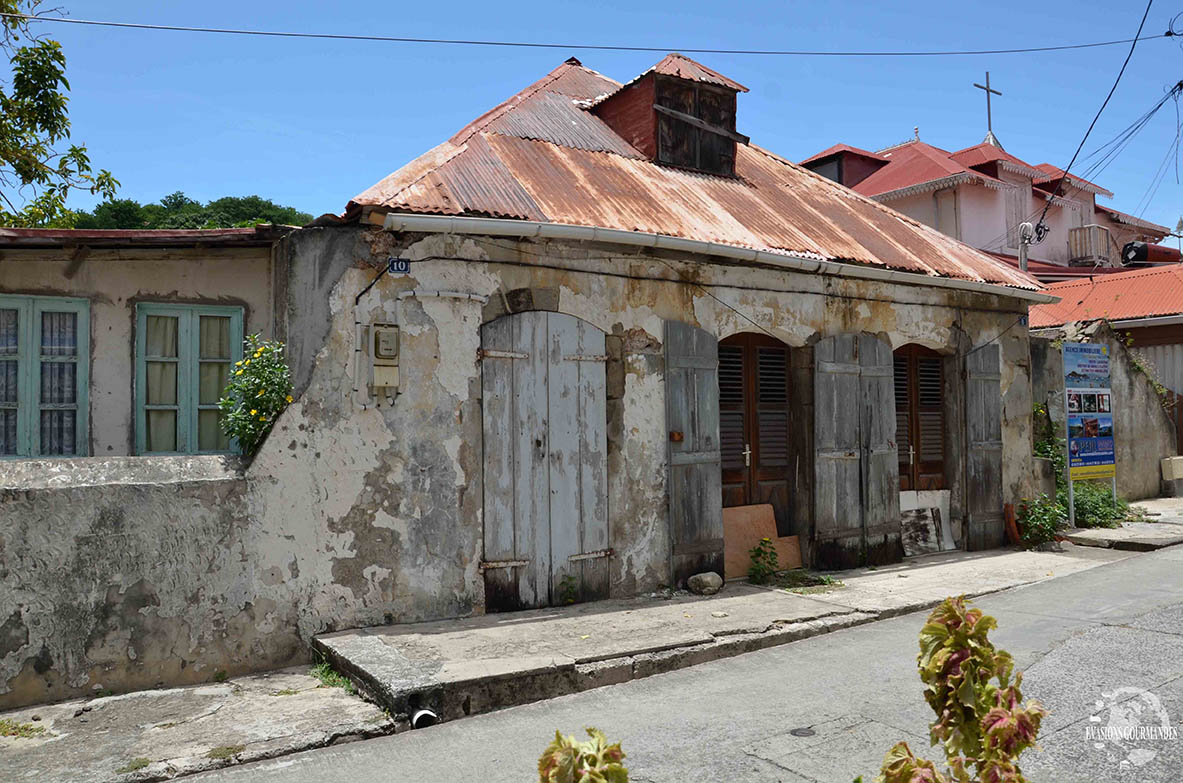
[1098,393,1111,413]
[1083,393,1097,413]
[1068,392,1082,413]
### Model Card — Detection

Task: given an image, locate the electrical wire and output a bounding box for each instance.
[1,12,1173,58]
[1033,0,1156,233]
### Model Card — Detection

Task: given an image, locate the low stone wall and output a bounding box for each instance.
[0,457,304,709]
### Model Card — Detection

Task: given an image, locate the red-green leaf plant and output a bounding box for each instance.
[861,596,1047,783]
[538,727,628,783]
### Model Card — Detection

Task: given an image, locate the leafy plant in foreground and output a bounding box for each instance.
[538,728,627,783]
[218,334,293,457]
[864,597,1046,783]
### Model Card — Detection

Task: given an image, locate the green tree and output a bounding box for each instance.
[74,191,312,229]
[0,3,116,226]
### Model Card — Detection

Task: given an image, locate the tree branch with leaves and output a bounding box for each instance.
[0,2,116,226]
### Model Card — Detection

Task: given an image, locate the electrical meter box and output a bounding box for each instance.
[370,324,400,389]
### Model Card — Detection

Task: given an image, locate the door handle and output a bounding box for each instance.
[742,443,752,467]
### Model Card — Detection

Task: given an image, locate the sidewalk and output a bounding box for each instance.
[1062,497,1183,551]
[0,542,1137,782]
[316,542,1131,724]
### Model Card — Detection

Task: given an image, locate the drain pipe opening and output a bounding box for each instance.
[411,708,438,729]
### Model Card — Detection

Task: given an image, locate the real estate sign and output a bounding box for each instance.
[1063,342,1115,480]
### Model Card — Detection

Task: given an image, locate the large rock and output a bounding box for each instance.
[687,572,723,595]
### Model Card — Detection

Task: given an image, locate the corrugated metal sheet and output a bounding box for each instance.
[649,53,749,92]
[351,58,1039,291]
[1135,344,1183,395]
[0,226,292,247]
[851,141,1004,197]
[1030,265,1183,327]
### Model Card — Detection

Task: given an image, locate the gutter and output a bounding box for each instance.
[372,212,1056,304]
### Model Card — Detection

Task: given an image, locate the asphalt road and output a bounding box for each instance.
[192,546,1183,783]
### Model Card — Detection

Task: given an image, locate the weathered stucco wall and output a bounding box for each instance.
[1032,323,1176,500]
[0,247,275,455]
[0,225,1036,708]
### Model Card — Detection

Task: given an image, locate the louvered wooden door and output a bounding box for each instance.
[894,345,947,490]
[719,333,793,534]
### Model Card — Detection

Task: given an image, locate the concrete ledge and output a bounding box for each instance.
[0,454,243,490]
[1062,521,1183,552]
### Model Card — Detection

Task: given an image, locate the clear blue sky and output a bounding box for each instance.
[48,1,1183,231]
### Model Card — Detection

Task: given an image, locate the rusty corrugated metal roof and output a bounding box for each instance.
[1030,264,1183,327]
[648,53,749,92]
[0,225,293,248]
[351,57,1039,291]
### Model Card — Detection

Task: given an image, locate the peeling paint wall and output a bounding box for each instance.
[1032,323,1175,500]
[0,247,274,455]
[0,225,1036,708]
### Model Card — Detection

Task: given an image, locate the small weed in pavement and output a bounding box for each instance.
[312,660,357,695]
[0,718,45,738]
[273,688,299,696]
[774,569,842,593]
[115,758,150,774]
[205,744,245,760]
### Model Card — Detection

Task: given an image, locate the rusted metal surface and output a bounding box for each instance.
[0,225,292,248]
[648,53,749,93]
[351,58,1038,290]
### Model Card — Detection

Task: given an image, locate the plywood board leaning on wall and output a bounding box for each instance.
[722,503,802,580]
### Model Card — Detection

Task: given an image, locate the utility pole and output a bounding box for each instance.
[1018,221,1034,273]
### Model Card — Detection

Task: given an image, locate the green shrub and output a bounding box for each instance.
[218,334,293,456]
[862,597,1046,783]
[748,537,779,585]
[538,728,627,783]
[1058,480,1126,529]
[1017,494,1065,548]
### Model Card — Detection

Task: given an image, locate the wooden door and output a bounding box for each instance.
[665,320,723,585]
[813,333,901,569]
[894,345,947,490]
[965,344,1004,550]
[718,333,793,534]
[481,312,609,611]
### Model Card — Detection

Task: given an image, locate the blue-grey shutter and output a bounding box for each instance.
[965,344,1004,550]
[665,320,723,585]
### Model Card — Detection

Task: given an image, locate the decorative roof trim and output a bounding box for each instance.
[1097,206,1169,234]
[871,173,987,202]
[996,159,1044,180]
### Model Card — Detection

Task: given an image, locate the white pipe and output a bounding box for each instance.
[379,212,1056,304]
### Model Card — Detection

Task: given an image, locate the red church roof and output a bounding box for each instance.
[847,140,1005,198]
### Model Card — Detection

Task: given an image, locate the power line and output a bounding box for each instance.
[1,12,1173,57]
[1033,0,1156,233]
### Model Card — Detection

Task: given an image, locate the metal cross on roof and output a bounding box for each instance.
[973,72,1002,146]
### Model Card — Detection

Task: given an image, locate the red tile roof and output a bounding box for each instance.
[1032,164,1113,198]
[798,143,888,166]
[848,140,1005,197]
[948,143,1042,176]
[1029,264,1183,327]
[351,57,1038,291]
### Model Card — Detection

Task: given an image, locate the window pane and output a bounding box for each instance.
[0,409,14,454]
[199,362,229,405]
[40,361,76,404]
[145,409,177,452]
[146,362,177,405]
[0,309,16,355]
[40,311,77,357]
[198,409,229,451]
[145,315,178,358]
[40,409,76,455]
[0,360,16,404]
[199,316,230,359]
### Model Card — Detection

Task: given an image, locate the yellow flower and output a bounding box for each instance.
[259,416,267,421]
[256,389,264,397]
[285,395,293,403]
[244,359,251,366]
[250,409,257,415]
[235,370,243,376]
[235,360,243,366]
